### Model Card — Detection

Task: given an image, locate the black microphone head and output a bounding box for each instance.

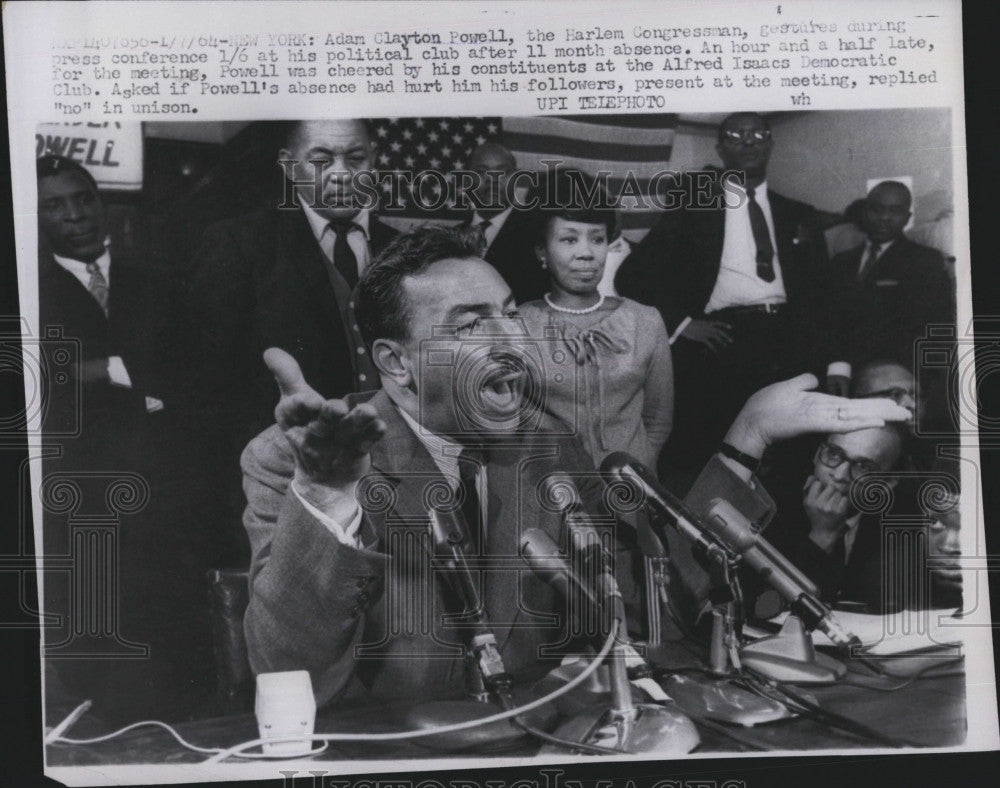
[428,506,470,555]
[600,452,661,492]
[520,528,598,606]
[599,451,641,476]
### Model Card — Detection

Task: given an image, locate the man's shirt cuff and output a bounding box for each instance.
[107,356,133,388]
[669,316,693,345]
[290,480,363,547]
[827,361,852,379]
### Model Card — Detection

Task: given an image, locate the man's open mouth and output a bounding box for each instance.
[479,367,525,415]
[476,349,529,417]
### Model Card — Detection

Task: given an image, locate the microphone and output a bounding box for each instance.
[520,528,599,609]
[519,530,700,754]
[703,499,861,652]
[428,505,512,702]
[600,453,730,568]
[599,454,861,657]
[540,473,613,572]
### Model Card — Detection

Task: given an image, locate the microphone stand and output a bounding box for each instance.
[540,514,700,756]
[603,454,856,686]
[654,531,795,727]
[701,502,850,684]
[405,508,528,752]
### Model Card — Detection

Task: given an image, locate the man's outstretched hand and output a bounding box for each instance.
[725,373,912,460]
[265,348,387,493]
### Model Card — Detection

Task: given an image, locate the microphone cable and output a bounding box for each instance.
[839,653,964,692]
[50,627,621,762]
[203,624,620,763]
[509,717,628,756]
[737,665,920,748]
[49,717,330,760]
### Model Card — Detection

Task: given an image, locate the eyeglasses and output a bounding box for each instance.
[859,387,915,406]
[721,128,772,144]
[815,442,882,481]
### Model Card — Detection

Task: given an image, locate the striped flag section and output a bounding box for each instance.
[371,114,678,238]
[503,114,679,237]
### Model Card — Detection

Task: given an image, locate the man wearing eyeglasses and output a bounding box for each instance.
[747,425,907,615]
[616,112,832,479]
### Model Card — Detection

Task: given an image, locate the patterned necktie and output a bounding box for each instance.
[857,242,881,282]
[86,262,109,315]
[457,450,486,555]
[746,187,775,282]
[331,221,359,289]
[475,218,492,254]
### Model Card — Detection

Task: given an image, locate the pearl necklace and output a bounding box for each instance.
[544,292,605,315]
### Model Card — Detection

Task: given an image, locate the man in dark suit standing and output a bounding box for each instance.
[187,119,398,564]
[827,181,954,379]
[37,156,214,725]
[615,112,833,478]
[458,142,546,304]
[37,155,162,451]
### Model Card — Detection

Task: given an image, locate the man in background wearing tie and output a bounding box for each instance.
[37,155,214,725]
[827,181,954,384]
[36,155,165,463]
[458,142,547,304]
[744,424,908,615]
[615,112,832,481]
[187,119,398,565]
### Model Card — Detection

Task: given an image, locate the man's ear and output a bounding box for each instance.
[372,338,411,384]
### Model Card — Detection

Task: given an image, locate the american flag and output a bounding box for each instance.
[371,116,503,220]
[371,114,678,241]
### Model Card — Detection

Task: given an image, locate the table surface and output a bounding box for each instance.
[46,649,967,766]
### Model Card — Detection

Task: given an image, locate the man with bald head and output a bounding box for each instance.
[188,118,398,562]
[827,180,953,384]
[457,141,547,303]
[746,424,912,613]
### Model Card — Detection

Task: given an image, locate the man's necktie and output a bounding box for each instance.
[746,187,775,282]
[475,219,492,254]
[86,262,109,315]
[836,534,848,564]
[456,450,485,555]
[857,242,881,282]
[331,221,359,289]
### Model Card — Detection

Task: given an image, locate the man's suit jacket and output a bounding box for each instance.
[38,248,155,443]
[747,481,934,614]
[827,237,953,368]
[38,246,223,721]
[187,207,398,447]
[241,389,646,706]
[614,180,829,367]
[460,209,548,305]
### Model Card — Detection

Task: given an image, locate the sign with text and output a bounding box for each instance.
[35,121,143,190]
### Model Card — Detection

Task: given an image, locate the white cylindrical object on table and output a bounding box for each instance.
[254,670,316,754]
